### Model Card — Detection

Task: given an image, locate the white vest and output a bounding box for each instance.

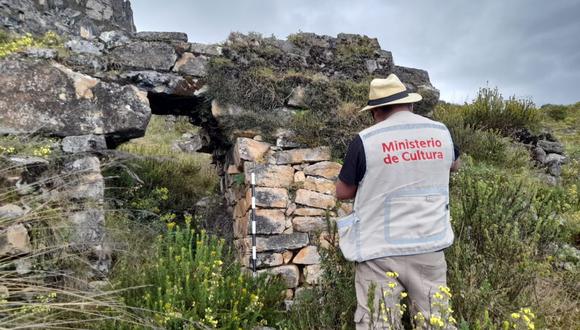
[338,111,455,262]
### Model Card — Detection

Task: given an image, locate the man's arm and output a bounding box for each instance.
[450,144,461,172]
[450,158,461,172]
[336,135,366,201]
[336,179,358,200]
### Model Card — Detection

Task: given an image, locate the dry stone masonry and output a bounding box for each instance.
[225,137,351,297]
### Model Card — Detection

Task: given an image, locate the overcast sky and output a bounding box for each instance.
[131,0,580,105]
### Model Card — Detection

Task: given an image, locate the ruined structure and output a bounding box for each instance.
[0,0,443,290]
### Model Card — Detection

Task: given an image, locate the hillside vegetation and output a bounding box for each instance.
[0,28,578,329]
[105,89,578,329]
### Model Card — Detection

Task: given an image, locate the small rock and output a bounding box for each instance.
[257,252,284,268]
[285,289,294,300]
[188,42,223,56]
[303,161,342,180]
[293,217,327,233]
[304,264,323,285]
[274,147,332,165]
[285,203,297,216]
[545,153,567,165]
[287,86,307,108]
[0,204,26,220]
[295,189,336,209]
[532,146,546,164]
[211,100,245,118]
[365,59,378,73]
[24,47,57,59]
[258,265,300,288]
[99,30,131,48]
[244,163,294,188]
[294,208,328,217]
[68,209,105,248]
[250,209,287,235]
[235,233,309,253]
[135,31,188,42]
[275,128,301,149]
[293,246,321,265]
[282,250,293,264]
[15,259,33,275]
[63,157,104,201]
[0,224,32,257]
[304,176,336,196]
[538,140,564,155]
[246,187,289,208]
[548,162,562,177]
[65,39,103,55]
[62,135,107,153]
[172,52,208,77]
[294,171,306,183]
[108,41,177,71]
[233,137,271,166]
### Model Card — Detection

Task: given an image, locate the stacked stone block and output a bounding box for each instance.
[224,137,351,298]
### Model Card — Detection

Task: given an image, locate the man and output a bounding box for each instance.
[335,74,460,329]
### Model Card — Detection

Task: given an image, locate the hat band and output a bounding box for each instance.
[367,91,409,106]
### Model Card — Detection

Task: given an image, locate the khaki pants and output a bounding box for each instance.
[354,251,448,330]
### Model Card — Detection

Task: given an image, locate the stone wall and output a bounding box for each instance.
[223,137,352,298]
[1,0,135,38]
[0,137,110,281]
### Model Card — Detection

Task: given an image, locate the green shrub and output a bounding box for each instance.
[287,220,357,329]
[435,102,532,169]
[462,87,540,135]
[106,156,217,214]
[542,104,569,121]
[111,115,219,214]
[109,218,286,329]
[447,162,565,327]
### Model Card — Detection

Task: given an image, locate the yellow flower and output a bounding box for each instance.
[429,315,444,328]
[167,222,176,230]
[511,313,521,319]
[433,292,443,300]
[388,282,397,289]
[439,286,452,297]
[400,292,408,298]
[386,271,399,278]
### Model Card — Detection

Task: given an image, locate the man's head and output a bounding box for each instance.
[361,74,422,122]
[370,103,414,123]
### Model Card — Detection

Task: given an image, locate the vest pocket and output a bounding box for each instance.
[384,194,448,244]
[337,213,359,261]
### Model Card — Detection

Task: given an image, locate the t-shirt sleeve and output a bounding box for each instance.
[338,135,366,186]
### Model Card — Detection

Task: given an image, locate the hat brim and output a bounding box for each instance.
[359,93,423,112]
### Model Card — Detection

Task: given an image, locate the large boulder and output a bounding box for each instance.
[108,41,178,71]
[0,0,135,38]
[0,59,151,143]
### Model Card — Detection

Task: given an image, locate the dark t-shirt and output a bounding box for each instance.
[338,135,460,186]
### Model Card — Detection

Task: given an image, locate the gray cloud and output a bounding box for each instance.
[131,0,580,105]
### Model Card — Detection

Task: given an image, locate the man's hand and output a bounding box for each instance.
[336,179,358,200]
[451,158,461,172]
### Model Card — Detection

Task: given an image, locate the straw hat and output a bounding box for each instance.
[360,74,422,112]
